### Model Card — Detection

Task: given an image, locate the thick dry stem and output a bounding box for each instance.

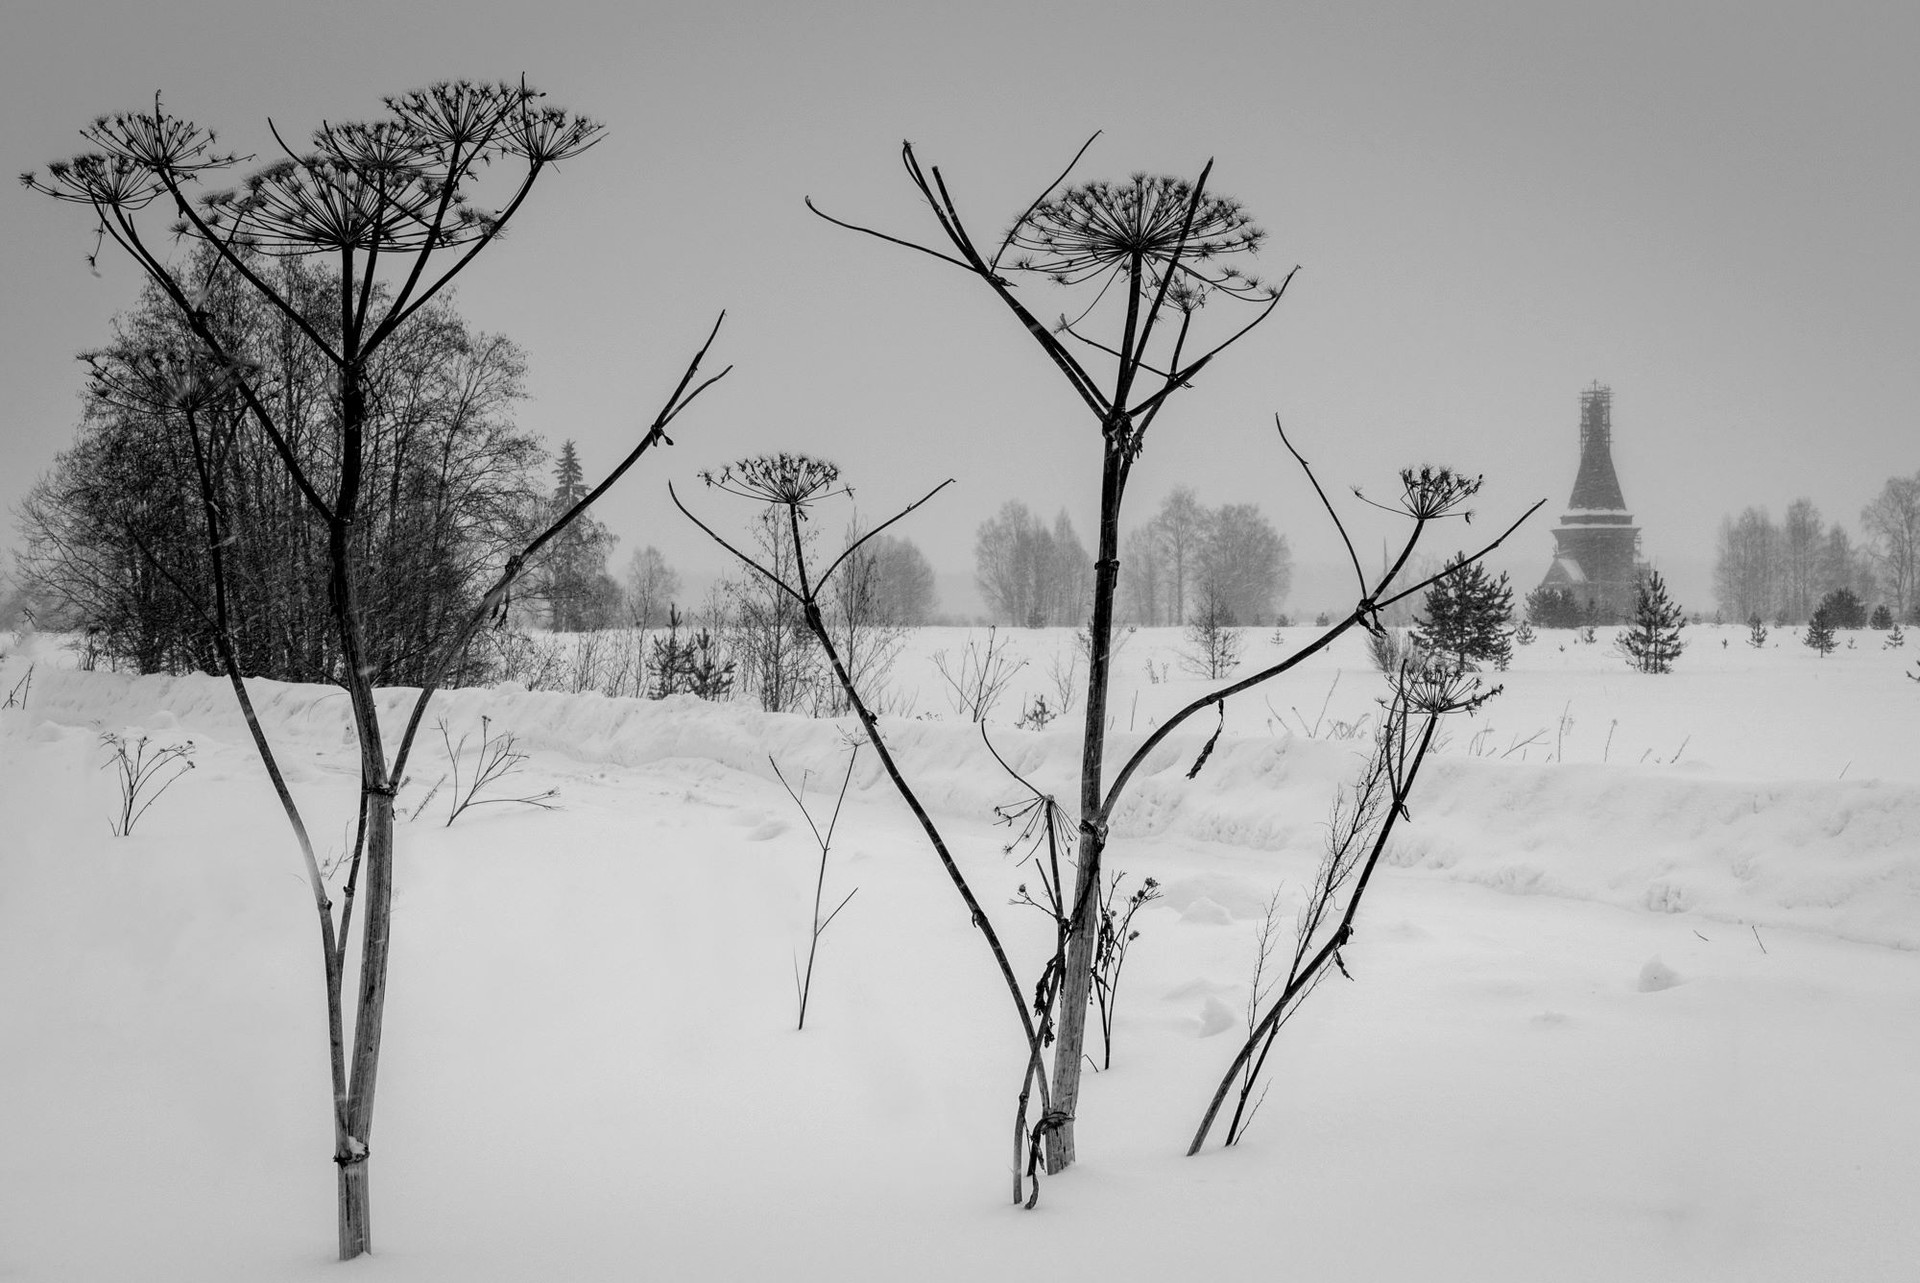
[338,789,395,1258]
[336,1152,372,1260]
[1044,437,1129,1173]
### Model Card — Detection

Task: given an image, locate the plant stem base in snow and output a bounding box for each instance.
[338,1159,370,1259]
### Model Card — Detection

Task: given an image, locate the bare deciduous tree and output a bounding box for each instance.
[1197,502,1289,626]
[852,532,937,625]
[623,545,682,627]
[974,500,1091,627]
[18,253,543,681]
[1122,492,1290,626]
[1779,498,1824,624]
[1713,506,1781,623]
[724,507,827,712]
[1862,473,1920,618]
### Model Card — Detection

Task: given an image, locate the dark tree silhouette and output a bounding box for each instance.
[1815,586,1867,630]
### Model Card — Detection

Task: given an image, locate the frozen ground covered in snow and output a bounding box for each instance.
[3,625,1917,1281]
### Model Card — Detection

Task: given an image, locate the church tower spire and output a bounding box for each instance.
[1568,383,1627,511]
[1536,382,1644,622]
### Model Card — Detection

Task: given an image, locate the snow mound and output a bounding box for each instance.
[1636,957,1685,992]
[14,663,1920,949]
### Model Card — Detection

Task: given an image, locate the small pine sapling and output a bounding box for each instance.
[772,747,860,1031]
[648,605,736,699]
[1870,604,1894,630]
[99,732,195,836]
[1180,598,1243,679]
[1017,693,1061,730]
[1887,623,1906,650]
[1747,615,1769,648]
[1412,554,1513,670]
[1514,619,1536,646]
[684,628,737,700]
[1617,570,1686,674]
[1804,606,1838,657]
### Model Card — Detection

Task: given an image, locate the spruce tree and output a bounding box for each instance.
[1617,570,1686,674]
[554,439,588,504]
[542,441,618,630]
[1414,554,1513,670]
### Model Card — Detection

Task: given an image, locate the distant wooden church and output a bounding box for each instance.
[1538,383,1644,622]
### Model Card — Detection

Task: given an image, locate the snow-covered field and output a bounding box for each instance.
[3,624,1917,1281]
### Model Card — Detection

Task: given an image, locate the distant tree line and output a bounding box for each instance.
[968,490,1291,630]
[1119,487,1291,627]
[973,500,1093,627]
[1711,476,1920,626]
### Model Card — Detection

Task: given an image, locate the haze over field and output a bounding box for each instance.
[6,3,1918,614]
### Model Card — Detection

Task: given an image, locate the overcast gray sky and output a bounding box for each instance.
[7,0,1916,614]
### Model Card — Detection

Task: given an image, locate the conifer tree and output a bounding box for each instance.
[647,604,735,700]
[1413,554,1513,669]
[554,440,587,504]
[540,440,619,629]
[1617,570,1686,673]
[1524,585,1584,628]
[1815,586,1866,630]
[1804,604,1838,656]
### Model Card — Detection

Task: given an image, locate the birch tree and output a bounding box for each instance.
[1779,498,1824,623]
[1862,473,1920,617]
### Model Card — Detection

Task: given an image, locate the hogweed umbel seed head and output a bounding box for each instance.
[1006,174,1270,304]
[699,453,849,514]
